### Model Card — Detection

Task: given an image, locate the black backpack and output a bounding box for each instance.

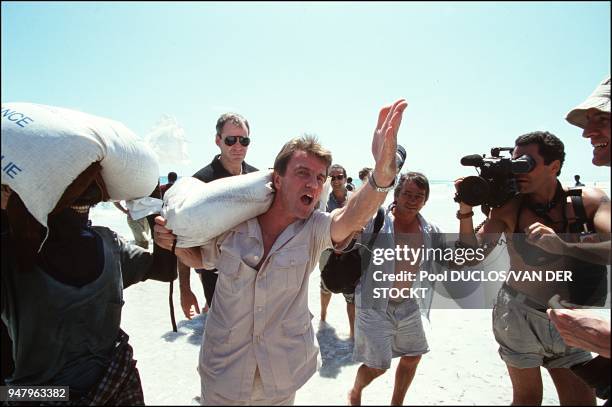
[321,207,385,294]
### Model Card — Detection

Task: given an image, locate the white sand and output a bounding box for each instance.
[89,181,609,405]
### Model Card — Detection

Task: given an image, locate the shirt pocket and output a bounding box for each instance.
[281,312,315,371]
[216,251,253,294]
[271,246,309,290]
[201,326,232,376]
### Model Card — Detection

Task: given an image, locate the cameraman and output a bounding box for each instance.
[455,131,610,405]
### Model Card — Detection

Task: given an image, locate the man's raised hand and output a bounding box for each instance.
[371,99,408,186]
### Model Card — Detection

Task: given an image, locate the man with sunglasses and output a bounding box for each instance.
[178,113,258,320]
[455,131,610,405]
[154,100,407,405]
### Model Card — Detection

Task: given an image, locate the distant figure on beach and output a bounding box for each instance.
[177,113,258,320]
[455,131,609,405]
[160,171,178,197]
[318,164,356,337]
[574,174,585,187]
[154,100,407,405]
[114,200,151,249]
[349,172,440,406]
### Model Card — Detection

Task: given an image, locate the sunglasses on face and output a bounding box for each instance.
[223,135,251,147]
[329,175,345,181]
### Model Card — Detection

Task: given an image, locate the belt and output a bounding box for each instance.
[502,283,548,313]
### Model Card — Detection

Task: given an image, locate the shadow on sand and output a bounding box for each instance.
[161,315,359,378]
[316,321,359,378]
[161,312,207,346]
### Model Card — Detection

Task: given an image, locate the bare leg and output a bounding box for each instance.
[347,302,355,338]
[507,365,543,405]
[320,290,332,321]
[348,364,386,405]
[548,368,595,406]
[390,355,421,405]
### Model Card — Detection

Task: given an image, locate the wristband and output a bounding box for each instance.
[456,210,474,220]
[368,172,395,193]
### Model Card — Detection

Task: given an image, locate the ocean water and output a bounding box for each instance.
[93,179,610,241]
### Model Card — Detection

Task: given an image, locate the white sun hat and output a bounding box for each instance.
[565,75,611,129]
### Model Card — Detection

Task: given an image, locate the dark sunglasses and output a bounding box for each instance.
[329,175,345,181]
[223,135,251,147]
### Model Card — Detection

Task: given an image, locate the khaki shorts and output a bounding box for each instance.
[353,299,429,370]
[492,284,593,369]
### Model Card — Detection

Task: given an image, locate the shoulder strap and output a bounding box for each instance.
[567,188,592,233]
[373,207,385,234]
[366,207,386,247]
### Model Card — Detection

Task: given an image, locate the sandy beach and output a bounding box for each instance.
[115,266,579,405]
[89,180,610,405]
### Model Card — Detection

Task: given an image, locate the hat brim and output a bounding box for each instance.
[566,76,611,129]
[565,98,611,129]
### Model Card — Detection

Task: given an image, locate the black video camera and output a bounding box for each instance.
[455,147,535,208]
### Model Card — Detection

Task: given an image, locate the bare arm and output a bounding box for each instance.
[529,189,611,265]
[330,99,407,243]
[177,259,201,319]
[547,308,610,358]
[153,216,204,268]
[592,192,611,234]
[177,260,192,290]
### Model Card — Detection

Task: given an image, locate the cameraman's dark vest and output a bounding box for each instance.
[512,184,608,306]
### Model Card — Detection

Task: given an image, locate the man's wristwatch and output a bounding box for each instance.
[456,210,474,220]
[368,172,395,192]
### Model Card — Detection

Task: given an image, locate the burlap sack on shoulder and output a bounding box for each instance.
[1,102,159,230]
[162,170,275,248]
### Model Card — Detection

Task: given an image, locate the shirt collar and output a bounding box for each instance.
[211,154,251,177]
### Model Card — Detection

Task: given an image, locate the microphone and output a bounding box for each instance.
[460,154,484,167]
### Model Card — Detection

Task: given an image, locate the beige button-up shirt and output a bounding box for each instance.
[197,209,334,400]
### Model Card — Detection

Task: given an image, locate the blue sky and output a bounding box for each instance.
[2,1,610,183]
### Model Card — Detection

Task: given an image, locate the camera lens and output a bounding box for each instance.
[457,176,490,206]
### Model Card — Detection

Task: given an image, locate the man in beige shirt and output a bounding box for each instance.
[154,99,408,405]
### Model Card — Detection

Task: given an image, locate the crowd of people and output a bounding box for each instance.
[1,75,610,406]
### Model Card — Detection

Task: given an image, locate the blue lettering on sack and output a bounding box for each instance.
[1,108,34,128]
[0,155,23,179]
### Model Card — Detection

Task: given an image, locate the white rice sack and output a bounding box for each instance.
[162,170,275,247]
[1,102,159,229]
